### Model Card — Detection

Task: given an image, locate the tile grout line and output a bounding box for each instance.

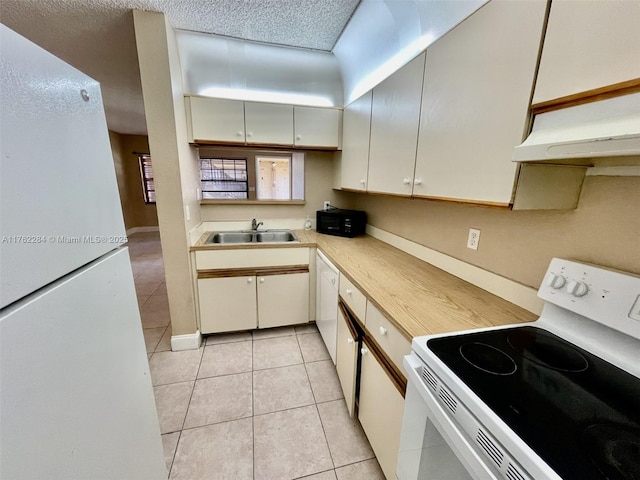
[297,334,337,473]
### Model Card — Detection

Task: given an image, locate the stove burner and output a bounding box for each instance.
[583,423,640,480]
[507,329,589,372]
[459,342,517,375]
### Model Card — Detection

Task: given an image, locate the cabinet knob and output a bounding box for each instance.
[259,277,265,284]
[330,277,336,285]
[414,178,423,186]
[296,134,302,140]
[247,278,253,283]
[247,131,253,137]
[346,288,352,295]
[236,130,244,137]
[402,177,412,185]
[378,326,387,336]
[361,347,369,355]
[347,338,354,345]
[360,179,366,185]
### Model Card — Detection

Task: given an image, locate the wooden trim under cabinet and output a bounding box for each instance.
[531,78,640,115]
[198,265,309,279]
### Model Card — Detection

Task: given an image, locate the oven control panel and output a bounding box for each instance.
[539,258,640,339]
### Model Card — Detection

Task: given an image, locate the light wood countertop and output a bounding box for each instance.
[192,229,537,339]
[299,230,537,340]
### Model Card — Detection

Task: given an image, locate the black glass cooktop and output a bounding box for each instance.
[427,326,640,480]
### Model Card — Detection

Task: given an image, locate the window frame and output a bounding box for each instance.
[197,148,305,204]
[138,154,156,204]
[199,157,250,200]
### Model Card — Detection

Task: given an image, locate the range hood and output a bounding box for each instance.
[513,92,640,162]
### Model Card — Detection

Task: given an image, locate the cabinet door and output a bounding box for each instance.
[198,276,257,334]
[533,0,640,105]
[245,102,294,146]
[359,344,405,480]
[413,0,546,205]
[367,53,425,196]
[294,107,341,148]
[336,305,358,417]
[187,96,245,144]
[341,91,372,191]
[257,272,309,328]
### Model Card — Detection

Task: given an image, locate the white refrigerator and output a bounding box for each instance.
[0,25,167,479]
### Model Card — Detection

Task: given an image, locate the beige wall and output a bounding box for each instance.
[109,131,158,230]
[134,10,201,337]
[353,175,640,288]
[200,152,355,221]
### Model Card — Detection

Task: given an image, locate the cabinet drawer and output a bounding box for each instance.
[339,273,367,321]
[366,302,411,375]
[196,248,309,269]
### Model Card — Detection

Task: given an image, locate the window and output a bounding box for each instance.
[138,154,155,203]
[200,157,249,199]
[197,148,304,202]
[256,155,291,200]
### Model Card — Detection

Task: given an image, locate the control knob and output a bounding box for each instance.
[567,280,589,297]
[546,273,566,289]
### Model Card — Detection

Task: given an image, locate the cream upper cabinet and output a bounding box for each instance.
[294,106,342,148]
[186,96,245,144]
[367,53,425,196]
[244,102,294,146]
[413,0,547,206]
[340,91,372,191]
[533,0,640,105]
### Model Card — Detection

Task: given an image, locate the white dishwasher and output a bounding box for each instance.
[316,250,339,364]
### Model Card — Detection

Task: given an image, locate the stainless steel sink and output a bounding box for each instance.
[205,230,298,244]
[208,232,254,244]
[256,231,297,242]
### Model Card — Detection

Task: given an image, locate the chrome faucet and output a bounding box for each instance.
[251,218,263,231]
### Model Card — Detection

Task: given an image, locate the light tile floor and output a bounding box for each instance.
[128,232,385,480]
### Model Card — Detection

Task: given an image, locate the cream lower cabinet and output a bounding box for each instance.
[199,272,309,334]
[358,340,405,480]
[336,304,358,417]
[257,272,309,328]
[198,276,258,333]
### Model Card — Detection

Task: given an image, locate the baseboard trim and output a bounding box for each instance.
[127,226,160,235]
[366,225,543,315]
[170,330,202,351]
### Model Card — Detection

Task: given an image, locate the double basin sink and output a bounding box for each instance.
[206,230,298,244]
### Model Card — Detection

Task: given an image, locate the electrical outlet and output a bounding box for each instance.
[185,205,191,222]
[467,228,480,250]
[323,200,331,210]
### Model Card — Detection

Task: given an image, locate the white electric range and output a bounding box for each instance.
[397,258,640,480]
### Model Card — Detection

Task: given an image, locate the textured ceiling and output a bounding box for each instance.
[0,0,360,135]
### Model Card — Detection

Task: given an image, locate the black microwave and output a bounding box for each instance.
[316,209,367,238]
